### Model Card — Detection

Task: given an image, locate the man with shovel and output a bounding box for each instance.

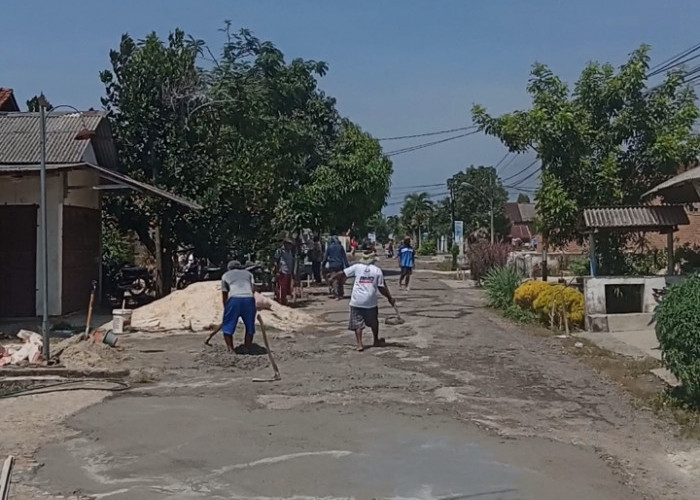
[220,260,256,354]
[330,251,396,352]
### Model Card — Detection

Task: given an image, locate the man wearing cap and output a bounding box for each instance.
[274,238,294,306]
[330,251,395,352]
[220,260,256,353]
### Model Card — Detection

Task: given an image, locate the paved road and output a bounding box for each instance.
[28,271,699,499]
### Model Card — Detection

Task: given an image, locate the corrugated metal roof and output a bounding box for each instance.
[643,165,700,204]
[0,111,118,170]
[582,206,689,231]
[0,162,201,210]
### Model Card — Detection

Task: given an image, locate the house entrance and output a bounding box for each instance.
[0,205,38,317]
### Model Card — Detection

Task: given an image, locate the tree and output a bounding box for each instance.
[386,215,402,240]
[281,120,392,235]
[447,166,509,241]
[101,24,391,292]
[26,93,52,111]
[100,30,205,295]
[401,192,434,247]
[473,46,700,275]
[516,193,531,203]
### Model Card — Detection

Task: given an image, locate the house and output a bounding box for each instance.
[0,110,200,318]
[504,202,536,242]
[0,89,20,112]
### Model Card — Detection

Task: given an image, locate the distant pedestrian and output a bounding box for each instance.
[350,237,358,256]
[310,235,324,284]
[330,251,395,352]
[397,237,415,290]
[274,238,294,306]
[323,235,350,299]
[219,260,256,354]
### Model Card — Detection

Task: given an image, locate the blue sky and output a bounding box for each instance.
[3,0,699,214]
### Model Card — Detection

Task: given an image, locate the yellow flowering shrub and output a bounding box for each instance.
[532,285,585,328]
[513,280,552,310]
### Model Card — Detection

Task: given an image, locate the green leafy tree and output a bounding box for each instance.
[100,30,205,295]
[26,93,52,111]
[281,120,392,235]
[448,166,509,241]
[401,192,434,247]
[473,46,700,275]
[386,215,402,240]
[516,193,531,203]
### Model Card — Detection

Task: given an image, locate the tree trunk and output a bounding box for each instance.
[154,222,163,298]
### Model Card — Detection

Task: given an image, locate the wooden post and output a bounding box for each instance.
[667,231,674,275]
[588,233,596,277]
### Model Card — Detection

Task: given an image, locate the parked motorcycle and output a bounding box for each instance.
[114,266,154,299]
[175,259,223,290]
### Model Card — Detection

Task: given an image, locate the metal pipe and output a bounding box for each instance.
[39,105,50,360]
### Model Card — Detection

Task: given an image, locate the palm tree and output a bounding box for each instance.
[400,192,434,247]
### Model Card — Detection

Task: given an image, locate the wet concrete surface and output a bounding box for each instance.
[35,392,630,500]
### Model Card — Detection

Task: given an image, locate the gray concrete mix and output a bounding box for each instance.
[15,270,700,499]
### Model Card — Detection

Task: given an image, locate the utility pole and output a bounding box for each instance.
[448,183,456,246]
[39,104,50,361]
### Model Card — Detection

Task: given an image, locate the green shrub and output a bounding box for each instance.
[417,239,437,256]
[469,242,511,283]
[655,274,700,400]
[503,305,538,324]
[568,257,590,277]
[483,266,522,310]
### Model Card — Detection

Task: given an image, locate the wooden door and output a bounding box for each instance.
[0,205,37,317]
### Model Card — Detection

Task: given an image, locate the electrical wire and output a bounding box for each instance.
[384,130,480,157]
[0,378,131,399]
[377,126,477,141]
[501,159,540,183]
[505,166,541,188]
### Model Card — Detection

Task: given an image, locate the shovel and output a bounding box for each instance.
[385,303,405,325]
[81,281,98,341]
[252,314,281,382]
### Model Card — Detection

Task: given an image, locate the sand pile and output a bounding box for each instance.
[55,336,128,371]
[131,281,317,333]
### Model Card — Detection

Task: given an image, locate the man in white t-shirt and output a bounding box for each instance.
[330,251,395,352]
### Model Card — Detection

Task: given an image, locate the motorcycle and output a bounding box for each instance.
[114,266,154,300]
[175,259,223,290]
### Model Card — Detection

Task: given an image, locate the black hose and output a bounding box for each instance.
[0,378,131,399]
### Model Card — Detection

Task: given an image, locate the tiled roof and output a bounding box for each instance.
[0,111,118,170]
[0,88,19,111]
[581,206,689,231]
[505,202,536,223]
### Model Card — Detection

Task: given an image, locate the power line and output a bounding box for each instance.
[649,42,700,76]
[377,126,477,141]
[501,159,539,183]
[505,166,541,188]
[390,182,445,191]
[385,191,450,207]
[385,130,480,157]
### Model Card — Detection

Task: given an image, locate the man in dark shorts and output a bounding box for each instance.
[220,260,256,353]
[331,251,395,352]
[397,236,415,291]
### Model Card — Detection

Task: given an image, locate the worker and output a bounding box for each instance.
[310,234,324,285]
[323,235,349,299]
[274,238,294,305]
[397,236,415,291]
[330,251,395,352]
[220,260,256,354]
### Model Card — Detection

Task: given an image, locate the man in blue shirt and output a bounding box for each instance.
[397,237,415,291]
